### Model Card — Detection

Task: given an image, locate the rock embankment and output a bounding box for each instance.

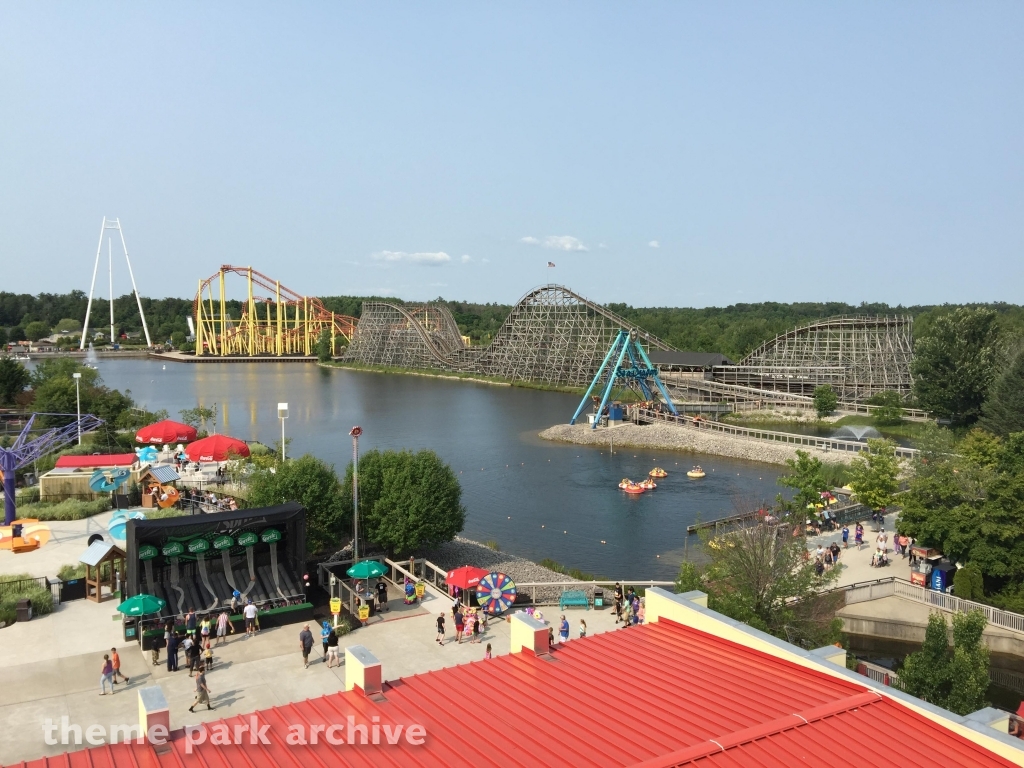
[418,537,583,604]
[539,422,850,466]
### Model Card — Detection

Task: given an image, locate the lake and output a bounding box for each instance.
[95,359,785,580]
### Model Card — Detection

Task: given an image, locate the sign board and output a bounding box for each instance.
[213,535,235,551]
[415,582,426,599]
[330,598,341,615]
[161,541,185,557]
[187,538,210,554]
[358,604,370,621]
[138,544,159,561]
[260,528,282,544]
[237,531,258,547]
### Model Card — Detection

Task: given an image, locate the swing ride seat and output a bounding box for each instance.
[559,590,590,610]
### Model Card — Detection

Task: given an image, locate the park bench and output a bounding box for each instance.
[559,590,589,611]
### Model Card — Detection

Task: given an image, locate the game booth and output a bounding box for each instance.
[124,501,313,648]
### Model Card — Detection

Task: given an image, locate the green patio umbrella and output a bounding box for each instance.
[346,560,387,579]
[116,593,167,617]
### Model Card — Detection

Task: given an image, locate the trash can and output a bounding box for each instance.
[123,618,138,642]
[593,589,604,609]
[16,598,32,622]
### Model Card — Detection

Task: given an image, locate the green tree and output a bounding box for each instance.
[867,390,904,426]
[316,328,333,363]
[898,610,989,715]
[341,449,465,556]
[813,384,838,418]
[0,357,30,405]
[848,439,900,512]
[170,331,187,349]
[912,307,1001,424]
[24,320,49,341]
[778,450,828,511]
[675,518,843,648]
[179,404,218,433]
[953,563,985,601]
[53,318,82,333]
[0,327,8,346]
[979,344,1024,437]
[245,454,347,554]
[9,326,26,342]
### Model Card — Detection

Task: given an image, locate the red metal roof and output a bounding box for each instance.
[54,453,136,468]
[10,619,1016,768]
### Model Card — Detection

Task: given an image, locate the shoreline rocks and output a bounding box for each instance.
[539,422,851,467]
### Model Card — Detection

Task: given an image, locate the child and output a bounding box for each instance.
[855,523,864,549]
[472,611,482,644]
[578,619,587,639]
[484,643,492,660]
[203,638,214,670]
[842,525,849,549]
[436,612,446,646]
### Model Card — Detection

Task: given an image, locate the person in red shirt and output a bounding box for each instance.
[111,648,129,685]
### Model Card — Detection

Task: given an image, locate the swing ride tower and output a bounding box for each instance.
[80,217,153,348]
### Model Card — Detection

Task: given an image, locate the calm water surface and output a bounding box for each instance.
[97,360,785,580]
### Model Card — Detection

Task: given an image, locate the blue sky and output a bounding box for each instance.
[1,3,1021,307]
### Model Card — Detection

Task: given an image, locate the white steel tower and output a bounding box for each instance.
[80,218,152,348]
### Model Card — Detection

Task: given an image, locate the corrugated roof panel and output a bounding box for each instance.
[7,619,1017,768]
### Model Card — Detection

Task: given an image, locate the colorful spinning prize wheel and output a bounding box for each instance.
[475,571,517,615]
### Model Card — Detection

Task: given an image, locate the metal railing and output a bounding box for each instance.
[635,408,919,459]
[829,576,1024,635]
[857,659,900,687]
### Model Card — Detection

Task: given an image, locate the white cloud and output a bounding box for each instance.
[372,250,451,266]
[648,240,660,249]
[598,243,608,249]
[520,235,588,252]
[460,254,472,264]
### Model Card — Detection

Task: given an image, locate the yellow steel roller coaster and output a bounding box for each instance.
[194,266,357,357]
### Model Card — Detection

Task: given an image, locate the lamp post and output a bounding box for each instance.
[349,426,362,561]
[278,403,288,462]
[72,372,82,444]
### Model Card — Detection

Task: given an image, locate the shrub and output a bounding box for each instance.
[484,539,501,552]
[57,564,86,581]
[16,486,40,504]
[0,573,55,627]
[17,498,110,521]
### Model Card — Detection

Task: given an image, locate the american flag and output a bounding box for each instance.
[547,261,556,268]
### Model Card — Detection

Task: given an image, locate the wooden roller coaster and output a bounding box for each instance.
[194,266,357,357]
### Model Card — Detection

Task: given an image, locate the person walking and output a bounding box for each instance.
[185,607,197,637]
[99,654,115,695]
[299,623,315,669]
[216,610,230,646]
[166,632,179,672]
[203,638,214,670]
[376,578,389,613]
[188,665,214,712]
[471,611,482,644]
[110,648,129,685]
[613,582,624,624]
[243,599,258,637]
[484,643,492,660]
[559,615,570,644]
[841,525,849,549]
[578,619,587,639]
[200,615,212,643]
[231,590,240,615]
[321,621,331,661]
[326,627,340,668]
[855,523,864,549]
[454,608,465,644]
[436,612,446,646]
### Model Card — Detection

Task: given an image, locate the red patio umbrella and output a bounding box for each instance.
[446,565,489,590]
[135,419,198,445]
[184,435,250,462]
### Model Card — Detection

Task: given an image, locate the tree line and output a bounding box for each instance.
[6,289,1023,361]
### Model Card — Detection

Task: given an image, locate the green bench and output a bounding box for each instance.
[559,590,590,610]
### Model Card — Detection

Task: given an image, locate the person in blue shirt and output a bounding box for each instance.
[559,615,570,644]
[842,525,850,549]
[320,621,331,662]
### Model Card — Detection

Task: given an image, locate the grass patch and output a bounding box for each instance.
[57,563,86,581]
[17,498,111,521]
[322,360,587,395]
[0,572,55,627]
[142,508,188,520]
[484,539,501,552]
[539,558,601,581]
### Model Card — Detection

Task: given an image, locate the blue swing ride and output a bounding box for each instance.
[570,329,678,428]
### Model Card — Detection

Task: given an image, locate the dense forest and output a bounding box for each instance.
[3,290,1023,361]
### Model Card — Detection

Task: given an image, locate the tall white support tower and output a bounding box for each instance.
[80,218,153,349]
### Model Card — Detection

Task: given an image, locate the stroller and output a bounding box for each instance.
[871,549,890,568]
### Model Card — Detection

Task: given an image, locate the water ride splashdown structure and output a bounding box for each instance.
[570,329,679,429]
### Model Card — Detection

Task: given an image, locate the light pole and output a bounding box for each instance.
[72,373,82,444]
[349,426,362,561]
[278,403,288,462]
